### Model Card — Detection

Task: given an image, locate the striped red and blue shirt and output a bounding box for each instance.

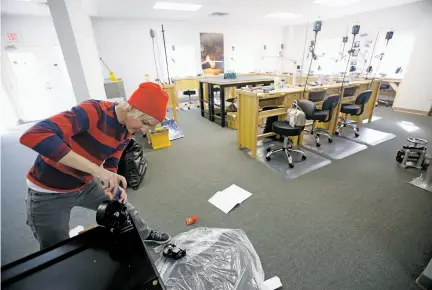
[20,100,131,192]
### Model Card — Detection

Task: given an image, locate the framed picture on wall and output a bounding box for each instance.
[200,33,224,75]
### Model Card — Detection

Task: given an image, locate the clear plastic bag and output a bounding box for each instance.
[155,227,265,290]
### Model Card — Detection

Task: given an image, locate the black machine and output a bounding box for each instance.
[1,201,165,290]
[118,139,148,190]
[162,244,186,260]
[396,137,430,169]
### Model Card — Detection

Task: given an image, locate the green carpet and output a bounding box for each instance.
[1,107,431,289]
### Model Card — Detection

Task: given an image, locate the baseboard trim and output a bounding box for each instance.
[392,107,429,116]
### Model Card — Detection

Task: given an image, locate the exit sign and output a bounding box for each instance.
[6,33,19,41]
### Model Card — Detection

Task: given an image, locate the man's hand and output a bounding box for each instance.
[93,168,127,200]
[117,186,128,204]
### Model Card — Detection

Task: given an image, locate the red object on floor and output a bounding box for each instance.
[186,215,198,225]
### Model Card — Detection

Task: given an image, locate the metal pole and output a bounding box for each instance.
[302,31,318,96]
[365,30,380,80]
[340,35,356,94]
[161,24,171,84]
[299,21,310,80]
[99,57,111,72]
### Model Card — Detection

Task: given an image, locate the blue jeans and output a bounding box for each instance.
[26,179,151,249]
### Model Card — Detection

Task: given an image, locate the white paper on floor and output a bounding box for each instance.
[208,184,252,213]
[263,276,283,290]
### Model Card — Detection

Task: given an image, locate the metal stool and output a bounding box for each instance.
[265,121,306,168]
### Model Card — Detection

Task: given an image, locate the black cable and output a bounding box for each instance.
[99,58,111,72]
[339,38,347,63]
[369,40,390,88]
[365,30,380,79]
[340,35,357,94]
[302,31,318,96]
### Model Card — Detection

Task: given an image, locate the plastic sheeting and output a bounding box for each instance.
[155,227,265,290]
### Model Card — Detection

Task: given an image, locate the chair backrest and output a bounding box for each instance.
[308,90,327,102]
[321,94,341,121]
[343,86,356,97]
[297,99,316,119]
[355,90,373,115]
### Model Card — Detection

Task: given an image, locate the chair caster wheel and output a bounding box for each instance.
[355,133,359,138]
[316,143,321,147]
[355,127,359,132]
[335,131,340,136]
[266,156,271,161]
[302,155,307,161]
[289,163,294,168]
[266,147,271,152]
[328,138,333,143]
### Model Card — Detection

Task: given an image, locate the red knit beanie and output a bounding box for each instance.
[127,82,168,122]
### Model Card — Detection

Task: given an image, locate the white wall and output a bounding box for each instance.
[0,82,18,134]
[1,15,77,121]
[54,0,106,102]
[282,1,429,77]
[393,1,432,113]
[92,19,284,97]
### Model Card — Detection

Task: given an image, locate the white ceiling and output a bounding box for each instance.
[1,0,424,26]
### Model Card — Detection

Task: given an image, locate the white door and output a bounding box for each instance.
[6,45,76,122]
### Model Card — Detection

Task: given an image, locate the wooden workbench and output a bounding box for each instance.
[378,77,403,108]
[237,80,380,158]
[199,75,275,127]
[237,88,303,158]
[173,72,319,96]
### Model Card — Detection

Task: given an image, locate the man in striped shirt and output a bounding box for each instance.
[20,82,171,249]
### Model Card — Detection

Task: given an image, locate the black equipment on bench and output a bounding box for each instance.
[118,138,148,190]
[1,200,165,290]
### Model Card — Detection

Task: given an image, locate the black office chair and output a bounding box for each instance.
[297,94,341,147]
[265,121,306,168]
[336,90,372,137]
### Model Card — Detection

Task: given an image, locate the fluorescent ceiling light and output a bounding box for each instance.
[265,13,302,19]
[313,0,360,7]
[153,2,202,11]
